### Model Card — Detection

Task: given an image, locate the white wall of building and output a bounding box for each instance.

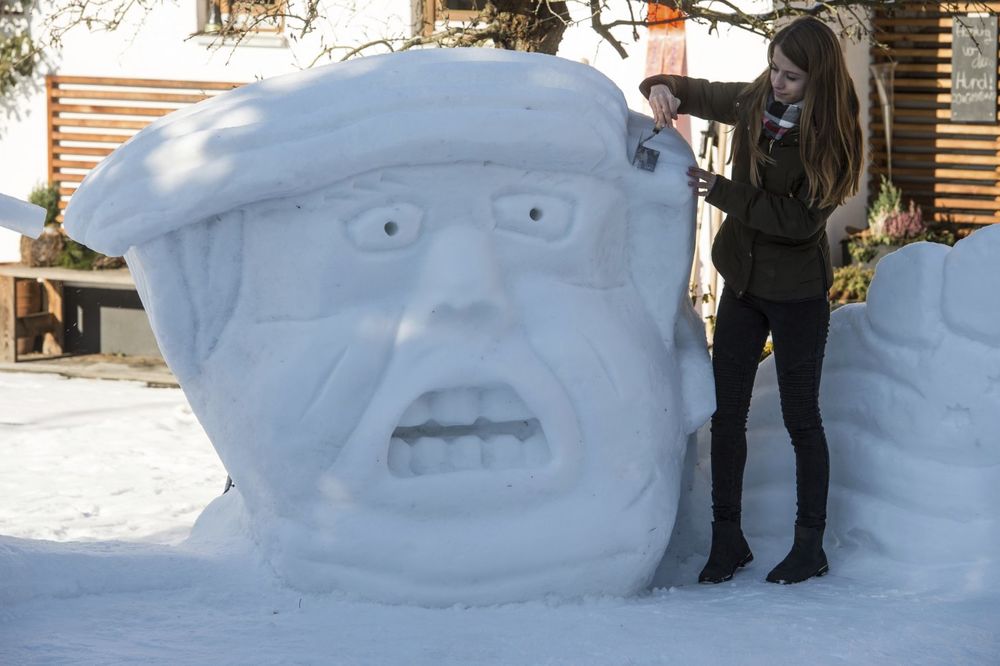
[0,2,867,264]
[830,20,872,259]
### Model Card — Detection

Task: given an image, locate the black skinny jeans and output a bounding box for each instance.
[710,285,831,530]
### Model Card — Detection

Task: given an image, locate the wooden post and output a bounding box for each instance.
[46,75,56,194]
[0,275,16,362]
[42,278,64,355]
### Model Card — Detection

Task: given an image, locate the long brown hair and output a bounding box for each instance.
[733,17,863,209]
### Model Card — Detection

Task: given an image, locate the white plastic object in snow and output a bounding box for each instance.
[0,193,46,239]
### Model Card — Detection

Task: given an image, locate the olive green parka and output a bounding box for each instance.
[640,75,835,301]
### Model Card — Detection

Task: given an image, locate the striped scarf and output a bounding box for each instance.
[761,94,801,141]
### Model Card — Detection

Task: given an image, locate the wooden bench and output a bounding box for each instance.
[0,264,138,362]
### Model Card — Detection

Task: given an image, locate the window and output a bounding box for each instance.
[202,0,287,36]
[420,0,488,36]
[0,0,28,16]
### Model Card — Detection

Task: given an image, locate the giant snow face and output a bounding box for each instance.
[170,162,706,604]
[60,50,714,604]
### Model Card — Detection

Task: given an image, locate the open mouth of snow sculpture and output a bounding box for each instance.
[388,385,551,477]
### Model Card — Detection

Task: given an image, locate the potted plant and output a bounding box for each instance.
[829,264,875,306]
[846,177,926,267]
[21,182,64,267]
[21,182,125,270]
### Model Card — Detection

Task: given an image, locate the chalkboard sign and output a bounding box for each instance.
[951,14,998,123]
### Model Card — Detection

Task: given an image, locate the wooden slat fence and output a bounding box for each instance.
[872,2,1000,226]
[47,75,244,222]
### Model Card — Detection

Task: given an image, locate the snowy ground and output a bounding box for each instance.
[1,371,997,665]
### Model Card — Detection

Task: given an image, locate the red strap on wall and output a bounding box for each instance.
[644,3,690,143]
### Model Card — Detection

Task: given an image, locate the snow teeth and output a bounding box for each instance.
[488,434,524,469]
[388,385,551,477]
[398,395,431,428]
[449,435,482,471]
[387,437,412,477]
[429,389,479,426]
[524,431,549,467]
[480,386,531,422]
[410,437,448,475]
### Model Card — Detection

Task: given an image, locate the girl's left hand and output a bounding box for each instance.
[687,166,717,198]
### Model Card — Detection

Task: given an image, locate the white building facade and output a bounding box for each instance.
[0,1,868,263]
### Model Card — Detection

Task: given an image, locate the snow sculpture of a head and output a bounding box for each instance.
[62,50,713,604]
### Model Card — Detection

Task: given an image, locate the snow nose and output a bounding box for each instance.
[405,225,514,330]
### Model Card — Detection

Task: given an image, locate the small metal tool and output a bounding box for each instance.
[632,127,661,172]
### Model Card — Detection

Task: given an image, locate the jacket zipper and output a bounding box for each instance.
[740,139,775,297]
[741,139,769,299]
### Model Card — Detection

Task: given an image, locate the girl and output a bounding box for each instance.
[641,17,862,585]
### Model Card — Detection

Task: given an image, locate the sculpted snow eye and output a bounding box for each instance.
[347,203,422,251]
[493,194,573,241]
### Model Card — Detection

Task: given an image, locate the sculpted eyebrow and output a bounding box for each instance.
[322,173,416,204]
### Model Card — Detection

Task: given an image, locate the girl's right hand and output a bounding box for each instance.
[648,84,681,130]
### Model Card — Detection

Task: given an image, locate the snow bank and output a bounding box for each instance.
[3,371,999,664]
[740,224,1000,591]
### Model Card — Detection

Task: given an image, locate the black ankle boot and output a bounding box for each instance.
[766,525,829,584]
[698,521,754,584]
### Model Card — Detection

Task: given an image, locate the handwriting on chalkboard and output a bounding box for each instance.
[951,15,998,123]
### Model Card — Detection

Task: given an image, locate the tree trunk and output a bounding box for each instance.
[485,1,571,55]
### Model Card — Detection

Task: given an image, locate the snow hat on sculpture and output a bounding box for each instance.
[57,49,713,605]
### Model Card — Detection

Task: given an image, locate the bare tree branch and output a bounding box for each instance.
[590,0,629,58]
[4,0,998,102]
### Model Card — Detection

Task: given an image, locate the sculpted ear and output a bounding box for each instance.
[622,111,715,434]
[674,304,716,433]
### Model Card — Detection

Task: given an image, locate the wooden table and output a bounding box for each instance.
[0,263,135,362]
